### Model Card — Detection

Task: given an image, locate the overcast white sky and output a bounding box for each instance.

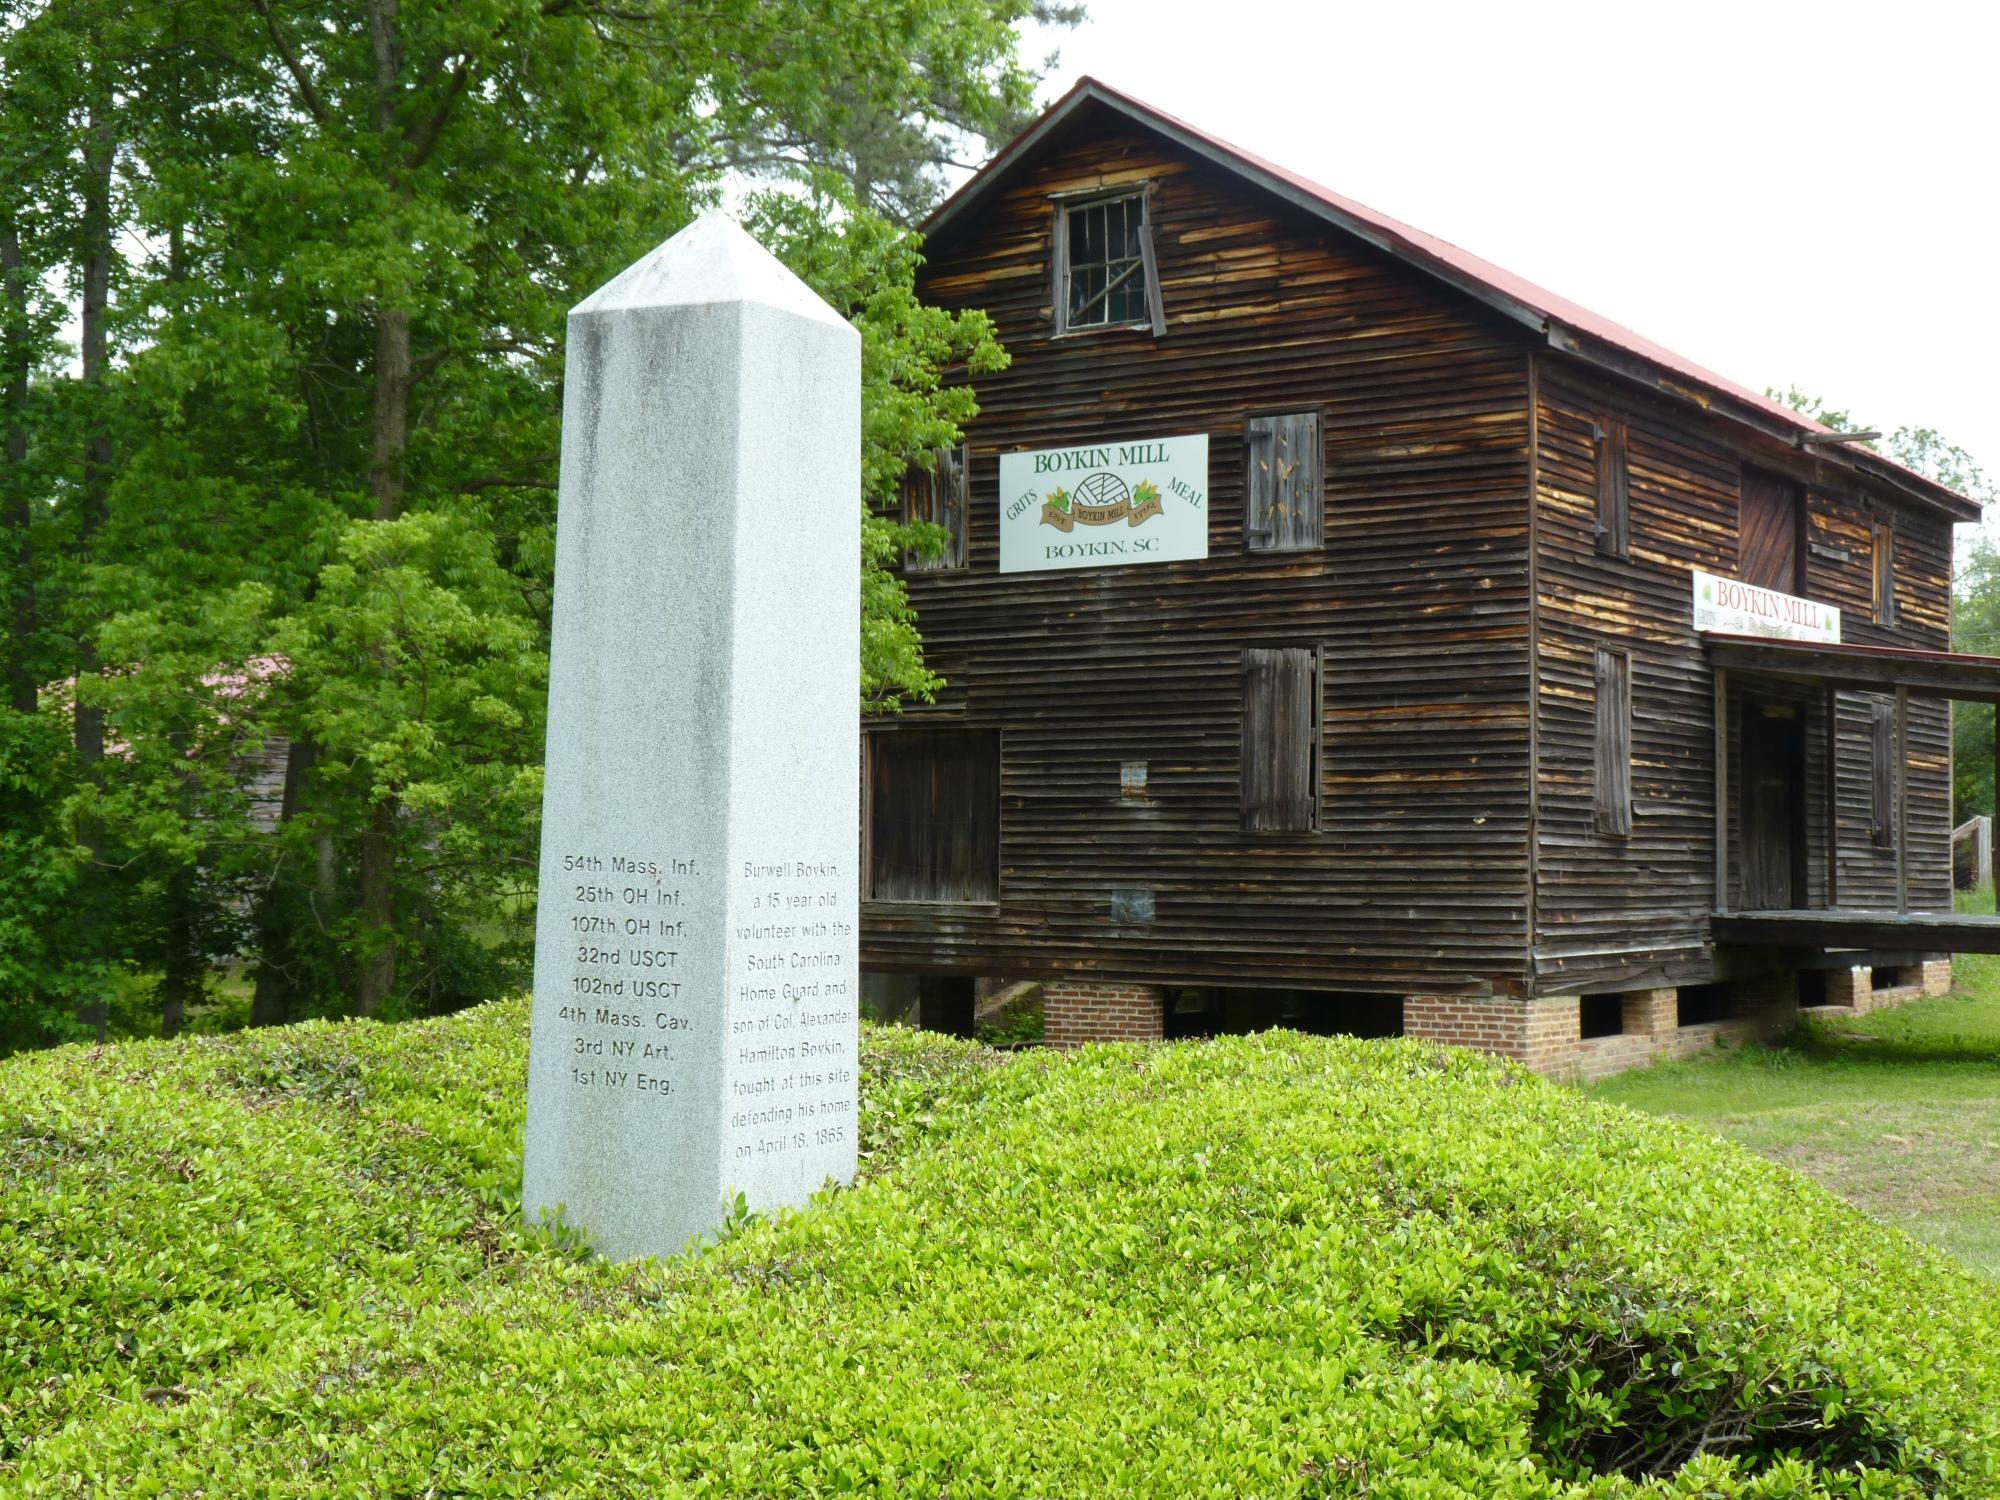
[1019,0,1998,517]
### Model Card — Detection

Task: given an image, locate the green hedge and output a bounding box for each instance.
[4,1004,1996,1496]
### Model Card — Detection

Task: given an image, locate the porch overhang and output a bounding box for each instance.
[1704,634,2000,705]
[1705,633,2000,948]
[1714,908,2000,954]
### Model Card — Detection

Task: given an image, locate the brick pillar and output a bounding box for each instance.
[1043,979,1164,1048]
[1404,995,1581,1078]
[1921,958,1953,997]
[1823,965,1870,1012]
[1621,988,1678,1046]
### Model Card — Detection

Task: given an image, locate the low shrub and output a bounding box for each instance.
[4,1011,1995,1495]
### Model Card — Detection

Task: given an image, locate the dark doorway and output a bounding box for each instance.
[917,975,977,1037]
[1739,470,1804,593]
[1740,700,1807,909]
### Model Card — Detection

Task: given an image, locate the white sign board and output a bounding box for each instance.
[1692,569,1840,644]
[999,433,1208,573]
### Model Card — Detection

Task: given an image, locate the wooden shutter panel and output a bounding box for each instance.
[1594,649,1632,836]
[1244,412,1323,552]
[1873,523,1897,626]
[1242,647,1320,831]
[1138,191,1166,337]
[1595,416,1629,558]
[867,729,999,901]
[901,444,967,572]
[1739,471,1802,592]
[1871,699,1894,848]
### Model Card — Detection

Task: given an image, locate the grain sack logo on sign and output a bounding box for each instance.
[999,433,1208,574]
[1040,473,1164,532]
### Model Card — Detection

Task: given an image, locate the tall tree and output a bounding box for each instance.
[0,0,1045,1042]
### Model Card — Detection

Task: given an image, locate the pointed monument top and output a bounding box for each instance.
[571,211,850,329]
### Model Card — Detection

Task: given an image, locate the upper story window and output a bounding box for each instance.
[1053,190,1165,337]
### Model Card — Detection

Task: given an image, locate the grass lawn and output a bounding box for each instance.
[1591,923,2000,1279]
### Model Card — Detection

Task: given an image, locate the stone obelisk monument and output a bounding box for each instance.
[523,214,861,1261]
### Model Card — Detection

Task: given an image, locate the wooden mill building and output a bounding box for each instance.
[859,79,1995,1077]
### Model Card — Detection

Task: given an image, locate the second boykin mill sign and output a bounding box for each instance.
[1692,569,1841,644]
[998,433,1208,574]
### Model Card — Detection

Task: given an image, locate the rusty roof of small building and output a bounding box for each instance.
[924,77,1978,521]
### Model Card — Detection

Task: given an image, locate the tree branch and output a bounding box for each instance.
[250,0,332,124]
[403,55,473,173]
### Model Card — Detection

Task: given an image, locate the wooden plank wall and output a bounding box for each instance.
[864,114,1537,997]
[1532,362,1955,995]
[1811,491,1955,912]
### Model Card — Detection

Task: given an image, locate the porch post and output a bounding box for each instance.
[1895,686,1909,912]
[1991,708,1999,895]
[1714,667,1729,912]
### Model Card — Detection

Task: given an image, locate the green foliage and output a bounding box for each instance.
[0,0,1049,1033]
[1952,538,2000,816]
[744,183,1010,710]
[5,1011,1996,1494]
[0,710,109,1050]
[272,510,546,1012]
[974,1001,1046,1048]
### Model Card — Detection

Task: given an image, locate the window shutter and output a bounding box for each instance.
[1050,202,1071,336]
[1740,470,1803,593]
[1138,191,1166,337]
[901,444,968,572]
[1871,699,1894,848]
[867,728,1000,902]
[1244,412,1323,553]
[1872,523,1897,627]
[1242,647,1320,832]
[1594,648,1632,836]
[1595,416,1629,558]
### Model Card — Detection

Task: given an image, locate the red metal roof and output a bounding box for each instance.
[924,77,1977,520]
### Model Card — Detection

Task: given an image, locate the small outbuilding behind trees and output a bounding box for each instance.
[860,79,1994,1078]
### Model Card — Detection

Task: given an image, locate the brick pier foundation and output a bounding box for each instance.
[1407,977,1800,1081]
[1043,979,1165,1047]
[1820,958,1952,1014]
[1403,995,1583,1077]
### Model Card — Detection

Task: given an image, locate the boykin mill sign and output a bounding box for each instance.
[1692,569,1841,644]
[999,433,1208,574]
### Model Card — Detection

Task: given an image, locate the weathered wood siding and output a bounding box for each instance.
[1811,488,1954,914]
[863,112,1536,997]
[1531,361,1955,994]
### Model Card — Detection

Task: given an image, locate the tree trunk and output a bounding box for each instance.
[73,101,115,776]
[355,796,396,1016]
[249,735,315,1027]
[73,102,116,1044]
[0,215,33,714]
[368,307,410,522]
[350,0,425,1019]
[158,867,197,1039]
[353,302,413,1015]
